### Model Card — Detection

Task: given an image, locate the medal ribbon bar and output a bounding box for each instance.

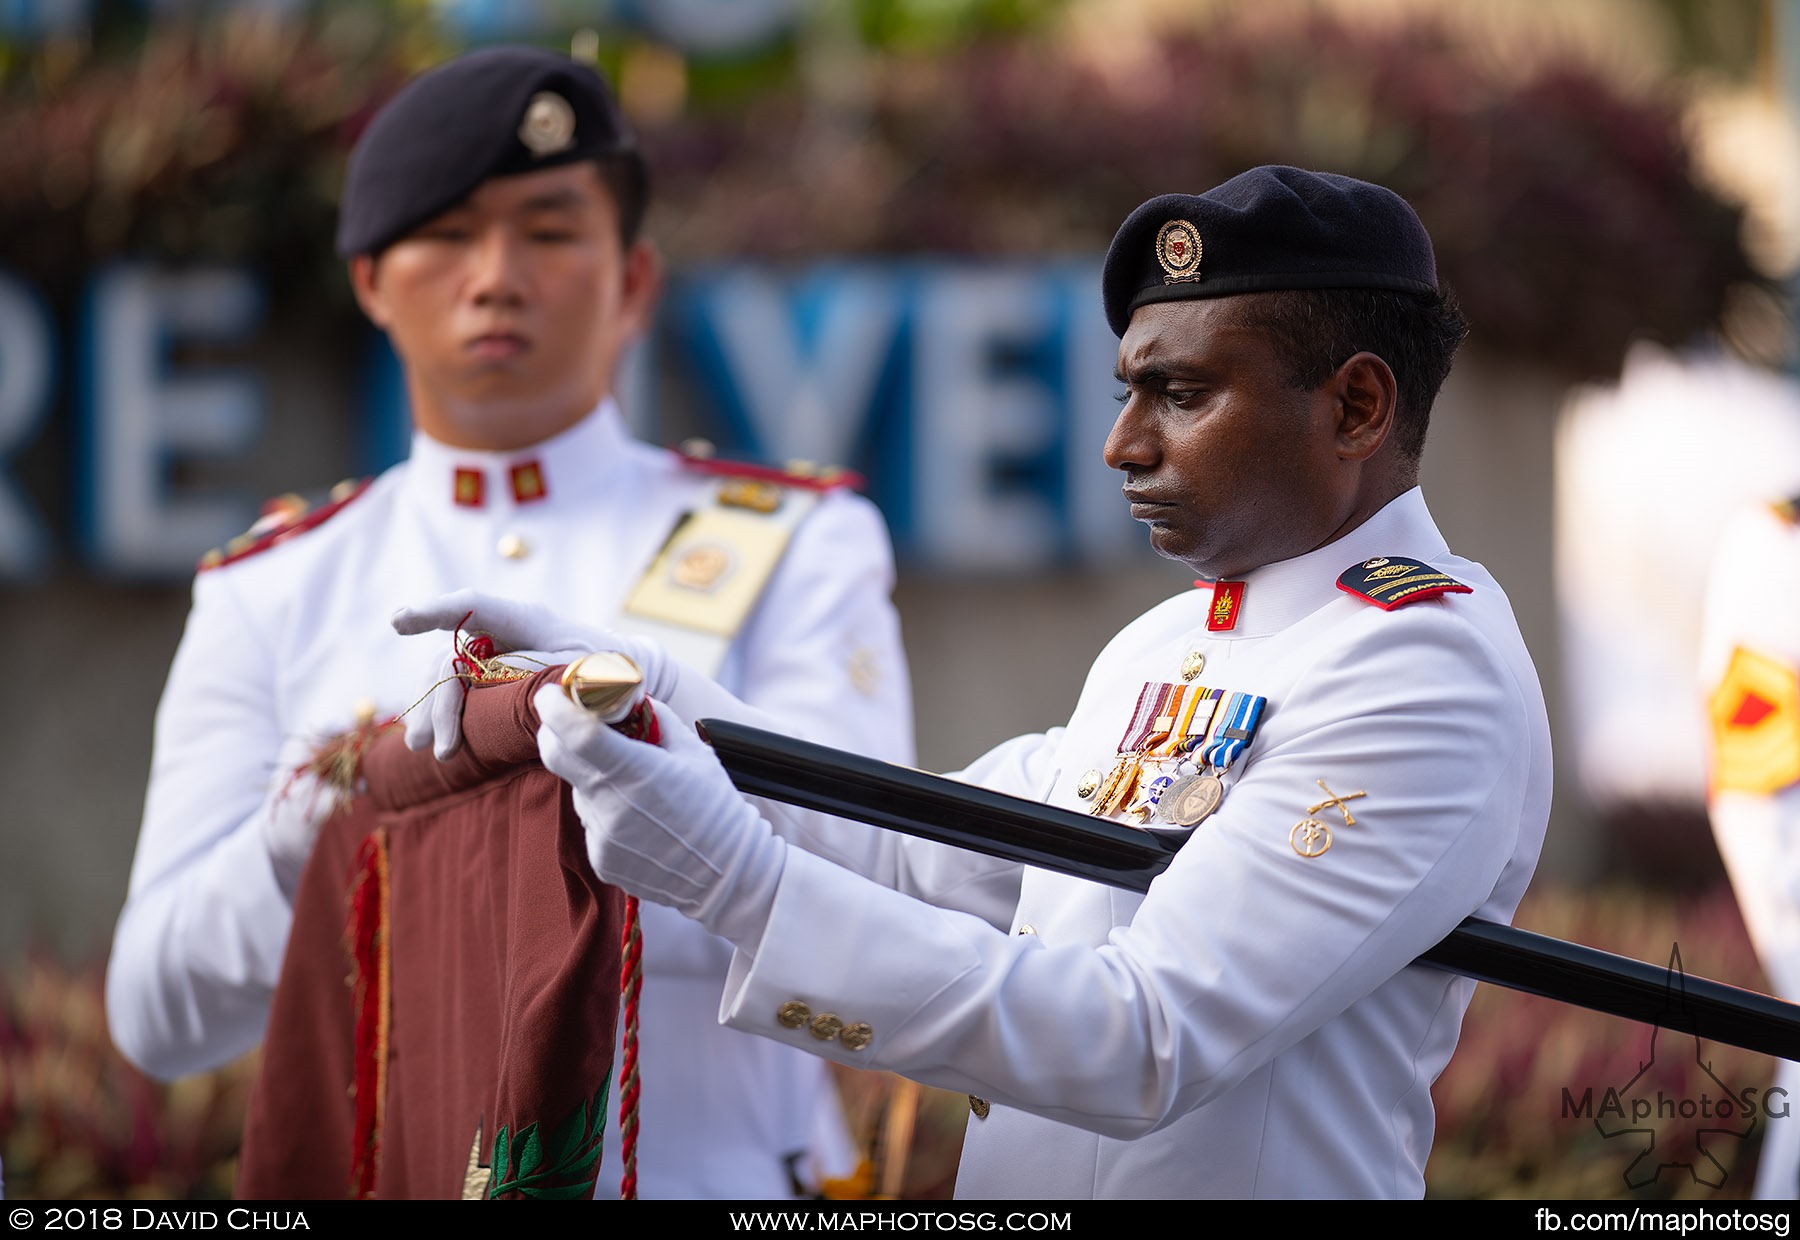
[1198,691,1267,774]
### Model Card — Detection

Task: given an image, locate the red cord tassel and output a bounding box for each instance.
[618,895,643,1200]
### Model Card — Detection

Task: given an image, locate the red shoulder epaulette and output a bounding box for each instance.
[197,477,372,572]
[674,438,866,494]
[1336,555,1472,611]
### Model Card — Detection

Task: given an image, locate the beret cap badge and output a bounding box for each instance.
[518,90,577,156]
[1155,219,1203,284]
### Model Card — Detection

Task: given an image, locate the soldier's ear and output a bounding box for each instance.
[616,240,663,341]
[348,254,391,330]
[1331,351,1397,462]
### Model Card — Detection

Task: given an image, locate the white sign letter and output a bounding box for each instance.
[911,267,1061,569]
[84,264,263,576]
[0,272,54,578]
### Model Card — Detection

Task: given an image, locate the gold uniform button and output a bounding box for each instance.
[969,1096,990,1119]
[497,533,529,560]
[1016,924,1037,936]
[776,1000,811,1029]
[839,1022,873,1051]
[808,1012,845,1041]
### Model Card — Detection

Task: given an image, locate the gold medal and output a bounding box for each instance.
[1158,772,1223,827]
[1096,754,1142,817]
[1086,758,1129,816]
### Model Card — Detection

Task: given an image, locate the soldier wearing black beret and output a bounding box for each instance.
[487,164,1552,1198]
[334,44,648,260]
[108,44,917,1201]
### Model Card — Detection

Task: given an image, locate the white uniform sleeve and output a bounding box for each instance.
[105,569,295,1080]
[719,608,1535,1137]
[666,490,1022,927]
[755,727,1060,928]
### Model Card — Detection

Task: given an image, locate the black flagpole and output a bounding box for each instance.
[695,716,1800,1064]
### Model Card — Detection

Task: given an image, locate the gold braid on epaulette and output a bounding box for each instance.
[197,478,371,572]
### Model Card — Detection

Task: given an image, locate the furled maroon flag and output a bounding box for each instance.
[236,666,625,1200]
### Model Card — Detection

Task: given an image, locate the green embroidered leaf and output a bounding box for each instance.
[489,1123,510,1193]
[515,1122,545,1181]
[486,1081,611,1200]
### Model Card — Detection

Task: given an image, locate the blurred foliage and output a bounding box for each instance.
[0,880,1779,1199]
[1652,0,1768,76]
[0,3,449,314]
[1428,879,1781,1200]
[845,0,1069,51]
[0,3,1774,381]
[0,956,252,1200]
[645,14,1774,382]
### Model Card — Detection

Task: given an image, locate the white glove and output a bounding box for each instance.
[261,737,341,900]
[390,588,674,760]
[534,685,785,947]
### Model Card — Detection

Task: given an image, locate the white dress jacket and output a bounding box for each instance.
[724,487,1552,1199]
[108,401,916,1199]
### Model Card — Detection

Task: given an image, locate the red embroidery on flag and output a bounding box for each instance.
[345,829,391,1199]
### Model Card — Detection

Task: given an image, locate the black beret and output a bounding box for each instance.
[336,45,643,258]
[1100,165,1439,337]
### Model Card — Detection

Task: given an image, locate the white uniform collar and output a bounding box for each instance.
[1200,487,1449,638]
[402,398,636,512]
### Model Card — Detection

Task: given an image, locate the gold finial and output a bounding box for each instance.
[560,651,645,722]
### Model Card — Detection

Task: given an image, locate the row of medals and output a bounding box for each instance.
[1076,650,1226,830]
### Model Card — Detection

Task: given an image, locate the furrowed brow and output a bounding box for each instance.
[1115,363,1171,386]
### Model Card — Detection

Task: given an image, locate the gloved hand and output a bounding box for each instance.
[534,685,786,948]
[261,736,341,900]
[391,588,674,760]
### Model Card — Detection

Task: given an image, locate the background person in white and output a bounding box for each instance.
[104,45,915,1199]
[1699,495,1800,1199]
[419,166,1552,1198]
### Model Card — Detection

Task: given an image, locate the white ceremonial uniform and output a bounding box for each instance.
[1699,498,1800,1200]
[718,487,1551,1198]
[108,399,914,1199]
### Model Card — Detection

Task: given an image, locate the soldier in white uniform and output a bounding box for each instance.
[104,45,914,1200]
[434,166,1553,1198]
[1699,495,1800,1199]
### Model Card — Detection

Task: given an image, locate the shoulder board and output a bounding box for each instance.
[197,477,372,572]
[675,438,866,504]
[1336,555,1472,611]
